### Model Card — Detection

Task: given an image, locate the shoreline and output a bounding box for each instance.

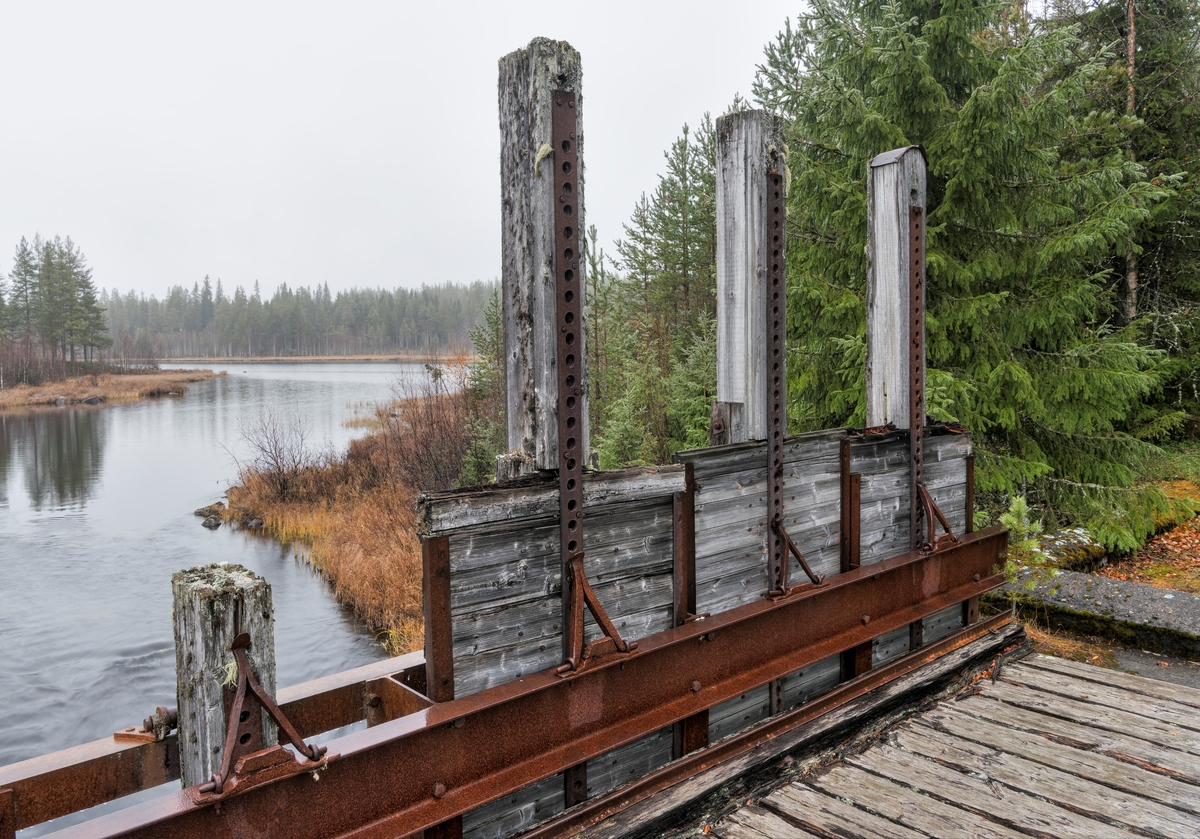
[0,369,220,410]
[163,353,472,364]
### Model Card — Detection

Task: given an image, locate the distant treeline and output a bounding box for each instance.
[100,279,496,359]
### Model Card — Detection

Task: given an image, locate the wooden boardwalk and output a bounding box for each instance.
[711,654,1200,839]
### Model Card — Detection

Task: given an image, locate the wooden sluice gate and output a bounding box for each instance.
[0,37,1012,839]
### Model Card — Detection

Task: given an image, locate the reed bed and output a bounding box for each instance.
[0,369,219,409]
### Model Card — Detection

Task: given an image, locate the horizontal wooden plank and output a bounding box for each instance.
[722,805,821,839]
[916,705,1200,815]
[780,655,841,711]
[463,771,563,839]
[957,694,1200,785]
[709,686,770,744]
[587,728,673,800]
[852,742,1130,839]
[1025,654,1200,709]
[420,465,686,535]
[767,783,926,839]
[895,725,1200,836]
[811,765,1030,839]
[1002,662,1200,732]
[983,677,1200,757]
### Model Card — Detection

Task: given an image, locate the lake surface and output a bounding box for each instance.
[0,363,425,785]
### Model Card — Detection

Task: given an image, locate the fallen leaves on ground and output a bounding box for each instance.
[1096,505,1200,594]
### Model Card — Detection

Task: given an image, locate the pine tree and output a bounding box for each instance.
[9,237,38,350]
[754,0,1179,550]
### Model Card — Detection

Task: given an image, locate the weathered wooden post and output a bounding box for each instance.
[714,110,788,445]
[172,563,276,788]
[496,37,589,481]
[865,146,926,547]
[865,147,927,431]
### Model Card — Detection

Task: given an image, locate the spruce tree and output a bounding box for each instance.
[754,0,1179,549]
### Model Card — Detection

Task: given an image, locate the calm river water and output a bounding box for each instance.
[0,363,425,790]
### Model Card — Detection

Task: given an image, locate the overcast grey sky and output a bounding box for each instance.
[0,1,801,298]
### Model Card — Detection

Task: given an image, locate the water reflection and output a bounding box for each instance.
[13,409,106,510]
[0,363,419,778]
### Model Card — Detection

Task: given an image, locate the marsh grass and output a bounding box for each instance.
[225,362,480,655]
[0,369,218,409]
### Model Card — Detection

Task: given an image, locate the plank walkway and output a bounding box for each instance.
[711,653,1200,839]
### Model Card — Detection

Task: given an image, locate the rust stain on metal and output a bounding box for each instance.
[52,529,1005,839]
[766,167,788,594]
[423,535,455,702]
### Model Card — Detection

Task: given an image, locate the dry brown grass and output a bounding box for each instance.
[1021,619,1120,668]
[0,369,219,409]
[226,467,424,654]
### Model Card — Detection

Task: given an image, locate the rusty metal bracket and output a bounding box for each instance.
[916,482,958,553]
[769,520,825,597]
[556,552,637,675]
[194,634,329,800]
[113,706,176,744]
[905,204,959,555]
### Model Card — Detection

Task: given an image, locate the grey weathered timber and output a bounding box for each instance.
[418,465,684,535]
[172,564,276,788]
[1025,652,1200,708]
[769,784,927,839]
[715,110,787,443]
[865,146,926,428]
[586,727,673,799]
[810,766,1031,839]
[914,705,1200,815]
[498,38,588,476]
[681,429,970,616]
[463,772,563,839]
[854,742,1130,839]
[894,725,1200,835]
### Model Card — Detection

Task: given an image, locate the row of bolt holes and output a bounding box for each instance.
[770,175,784,568]
[560,134,581,553]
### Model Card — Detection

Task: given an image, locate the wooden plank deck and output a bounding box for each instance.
[710,654,1200,839]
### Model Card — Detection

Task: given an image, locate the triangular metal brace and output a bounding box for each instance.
[916,482,958,553]
[556,552,637,676]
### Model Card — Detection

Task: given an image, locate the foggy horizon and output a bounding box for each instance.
[0,1,799,300]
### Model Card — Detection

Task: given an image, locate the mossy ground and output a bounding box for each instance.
[1097,479,1200,594]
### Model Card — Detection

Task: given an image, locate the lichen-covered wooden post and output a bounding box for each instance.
[497,37,588,479]
[865,146,926,429]
[715,110,788,443]
[172,563,276,788]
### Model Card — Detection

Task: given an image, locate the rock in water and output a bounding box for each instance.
[202,515,221,530]
[194,501,226,518]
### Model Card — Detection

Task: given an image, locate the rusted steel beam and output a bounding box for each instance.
[0,652,426,832]
[58,528,1006,839]
[553,89,586,669]
[766,167,788,594]
[521,611,1015,839]
[0,733,180,832]
[672,710,709,761]
[673,462,696,626]
[908,203,926,551]
[839,439,861,573]
[423,535,455,702]
[966,454,975,534]
[1,787,13,839]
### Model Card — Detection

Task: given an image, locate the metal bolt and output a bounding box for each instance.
[691,680,702,693]
[973,573,980,582]
[433,782,447,799]
[861,614,870,625]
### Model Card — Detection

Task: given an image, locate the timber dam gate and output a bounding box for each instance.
[0,37,1011,839]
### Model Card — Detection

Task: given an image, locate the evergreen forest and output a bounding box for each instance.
[569,0,1200,552]
[99,280,495,360]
